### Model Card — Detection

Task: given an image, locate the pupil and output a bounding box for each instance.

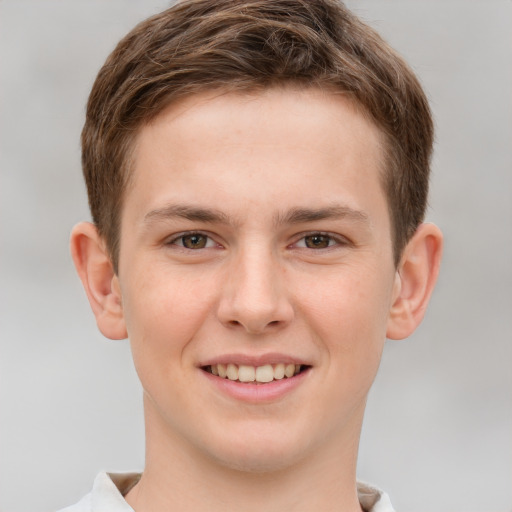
[306,235,329,248]
[184,234,206,249]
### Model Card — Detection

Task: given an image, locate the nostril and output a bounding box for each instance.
[227,319,281,331]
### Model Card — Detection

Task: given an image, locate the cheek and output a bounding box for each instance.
[120,265,217,371]
[296,267,393,370]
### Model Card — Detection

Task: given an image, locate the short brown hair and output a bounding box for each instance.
[82,0,433,272]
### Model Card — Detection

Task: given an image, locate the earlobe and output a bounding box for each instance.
[70,222,127,340]
[386,223,443,340]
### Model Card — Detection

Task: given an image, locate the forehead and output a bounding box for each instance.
[143,87,383,156]
[125,87,388,226]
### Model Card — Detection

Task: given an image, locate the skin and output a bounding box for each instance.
[71,87,442,512]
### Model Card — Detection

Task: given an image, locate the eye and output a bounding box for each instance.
[294,233,345,249]
[170,233,217,249]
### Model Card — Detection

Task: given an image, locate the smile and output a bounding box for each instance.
[204,363,307,383]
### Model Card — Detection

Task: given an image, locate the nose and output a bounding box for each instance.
[216,246,294,334]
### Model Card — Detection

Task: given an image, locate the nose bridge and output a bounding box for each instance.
[217,240,293,333]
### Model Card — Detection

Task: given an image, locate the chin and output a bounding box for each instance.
[202,429,311,474]
[210,449,301,474]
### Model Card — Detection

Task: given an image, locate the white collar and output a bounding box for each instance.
[60,472,395,512]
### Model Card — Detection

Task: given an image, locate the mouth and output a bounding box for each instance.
[202,363,310,384]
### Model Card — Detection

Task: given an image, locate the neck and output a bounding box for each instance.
[125,396,364,512]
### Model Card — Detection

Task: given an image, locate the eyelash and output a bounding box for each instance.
[167,231,219,250]
[292,232,349,250]
[166,231,349,251]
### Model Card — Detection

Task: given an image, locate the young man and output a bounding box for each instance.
[66,1,442,510]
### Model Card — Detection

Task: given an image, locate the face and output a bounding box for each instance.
[115,88,399,472]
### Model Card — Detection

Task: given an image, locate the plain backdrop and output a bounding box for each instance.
[1,1,511,511]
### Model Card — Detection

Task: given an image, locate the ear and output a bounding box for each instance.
[386,223,443,340]
[70,222,127,340]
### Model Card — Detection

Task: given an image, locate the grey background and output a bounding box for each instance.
[1,1,511,511]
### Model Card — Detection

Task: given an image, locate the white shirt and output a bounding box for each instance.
[58,472,395,512]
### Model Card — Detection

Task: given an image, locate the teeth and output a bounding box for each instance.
[238,365,255,382]
[284,363,295,378]
[273,363,285,380]
[226,363,238,381]
[255,364,274,383]
[218,363,227,378]
[208,363,304,383]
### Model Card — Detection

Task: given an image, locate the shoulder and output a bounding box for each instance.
[55,472,139,512]
[56,492,92,512]
[357,481,396,512]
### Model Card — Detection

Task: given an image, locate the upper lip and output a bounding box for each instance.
[198,352,311,368]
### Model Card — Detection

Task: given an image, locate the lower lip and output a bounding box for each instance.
[201,368,310,403]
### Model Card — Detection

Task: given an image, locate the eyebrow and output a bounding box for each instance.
[144,204,231,224]
[143,203,369,227]
[274,206,369,226]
